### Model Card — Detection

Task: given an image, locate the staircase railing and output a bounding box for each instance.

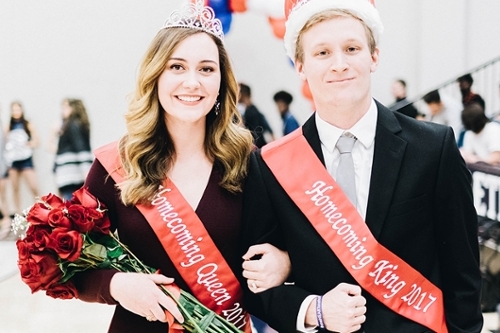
[408,55,500,118]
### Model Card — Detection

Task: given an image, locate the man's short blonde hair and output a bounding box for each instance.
[295,9,377,63]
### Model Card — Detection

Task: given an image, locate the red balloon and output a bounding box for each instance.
[268,16,286,39]
[302,81,315,110]
[229,0,247,12]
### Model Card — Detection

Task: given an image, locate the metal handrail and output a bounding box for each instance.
[407,55,500,117]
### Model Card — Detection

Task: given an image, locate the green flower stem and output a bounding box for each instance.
[107,232,208,333]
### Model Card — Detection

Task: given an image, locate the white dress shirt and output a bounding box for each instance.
[296,99,378,332]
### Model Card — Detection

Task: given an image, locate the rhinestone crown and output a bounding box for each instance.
[161,0,224,41]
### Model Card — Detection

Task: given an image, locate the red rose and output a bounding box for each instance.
[68,205,94,233]
[17,239,32,263]
[85,207,103,221]
[26,225,52,252]
[41,193,66,210]
[33,253,63,289]
[48,228,83,262]
[26,203,52,226]
[46,281,78,300]
[19,252,61,293]
[48,209,72,229]
[19,257,43,292]
[71,187,99,209]
[92,214,111,235]
[85,208,110,234]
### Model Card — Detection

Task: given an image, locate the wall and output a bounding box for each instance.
[1,0,500,209]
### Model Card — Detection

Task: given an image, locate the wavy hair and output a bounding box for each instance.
[118,28,253,205]
[62,99,90,137]
[9,101,31,139]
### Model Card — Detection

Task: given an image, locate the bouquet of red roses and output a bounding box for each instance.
[12,188,243,333]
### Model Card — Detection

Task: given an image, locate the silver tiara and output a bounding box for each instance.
[161,0,224,41]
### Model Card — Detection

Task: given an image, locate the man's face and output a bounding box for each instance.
[427,102,443,116]
[391,81,405,99]
[275,100,288,114]
[459,80,471,92]
[295,16,379,111]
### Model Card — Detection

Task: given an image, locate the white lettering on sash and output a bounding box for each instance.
[197,264,231,305]
[368,260,406,298]
[151,185,250,326]
[304,180,438,313]
[305,181,373,269]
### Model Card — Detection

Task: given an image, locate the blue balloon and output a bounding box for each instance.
[209,0,230,14]
[218,12,232,34]
[208,0,232,34]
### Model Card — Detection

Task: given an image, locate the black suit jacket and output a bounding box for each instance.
[241,102,482,332]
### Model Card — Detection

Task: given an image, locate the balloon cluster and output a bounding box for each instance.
[193,0,286,38]
[192,0,317,103]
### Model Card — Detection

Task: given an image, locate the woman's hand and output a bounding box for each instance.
[242,243,291,293]
[109,272,184,323]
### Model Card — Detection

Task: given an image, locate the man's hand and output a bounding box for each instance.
[305,283,366,332]
[242,243,291,293]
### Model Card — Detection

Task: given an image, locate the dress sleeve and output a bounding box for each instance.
[72,159,120,304]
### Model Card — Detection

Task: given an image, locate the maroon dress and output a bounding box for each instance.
[73,159,244,332]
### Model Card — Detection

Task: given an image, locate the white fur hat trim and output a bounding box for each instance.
[284,0,384,61]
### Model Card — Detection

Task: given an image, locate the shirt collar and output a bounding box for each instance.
[316,99,378,153]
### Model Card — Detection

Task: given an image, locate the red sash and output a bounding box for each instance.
[95,142,251,332]
[261,129,448,333]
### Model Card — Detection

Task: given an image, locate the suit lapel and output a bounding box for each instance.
[302,114,326,166]
[301,106,407,239]
[365,102,407,238]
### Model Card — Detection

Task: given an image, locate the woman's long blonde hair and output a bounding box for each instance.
[118,28,253,205]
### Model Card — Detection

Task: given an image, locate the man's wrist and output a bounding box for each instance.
[316,296,325,329]
[304,295,319,327]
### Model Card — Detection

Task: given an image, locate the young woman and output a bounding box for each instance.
[5,101,39,215]
[52,98,93,200]
[73,2,290,332]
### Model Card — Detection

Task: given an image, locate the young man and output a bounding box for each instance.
[238,83,275,148]
[273,90,300,135]
[457,73,486,110]
[241,0,483,332]
[388,79,418,119]
[422,89,463,140]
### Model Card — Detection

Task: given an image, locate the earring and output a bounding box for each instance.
[214,99,221,116]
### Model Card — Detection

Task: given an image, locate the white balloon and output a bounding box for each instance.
[247,0,285,18]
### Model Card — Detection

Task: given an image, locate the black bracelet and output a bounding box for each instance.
[316,295,325,329]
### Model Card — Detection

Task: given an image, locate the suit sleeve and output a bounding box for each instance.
[434,127,483,332]
[240,152,312,332]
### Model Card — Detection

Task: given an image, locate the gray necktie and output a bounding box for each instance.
[336,132,357,206]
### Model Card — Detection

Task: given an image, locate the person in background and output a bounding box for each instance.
[52,98,93,200]
[273,90,300,136]
[458,73,485,110]
[456,74,486,147]
[72,1,290,332]
[422,89,463,140]
[492,83,500,123]
[241,0,482,331]
[0,107,9,239]
[388,79,418,118]
[5,101,39,216]
[238,83,275,147]
[460,103,500,166]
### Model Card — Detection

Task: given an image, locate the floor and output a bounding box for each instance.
[0,239,499,333]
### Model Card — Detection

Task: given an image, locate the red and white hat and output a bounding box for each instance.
[284,0,384,61]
